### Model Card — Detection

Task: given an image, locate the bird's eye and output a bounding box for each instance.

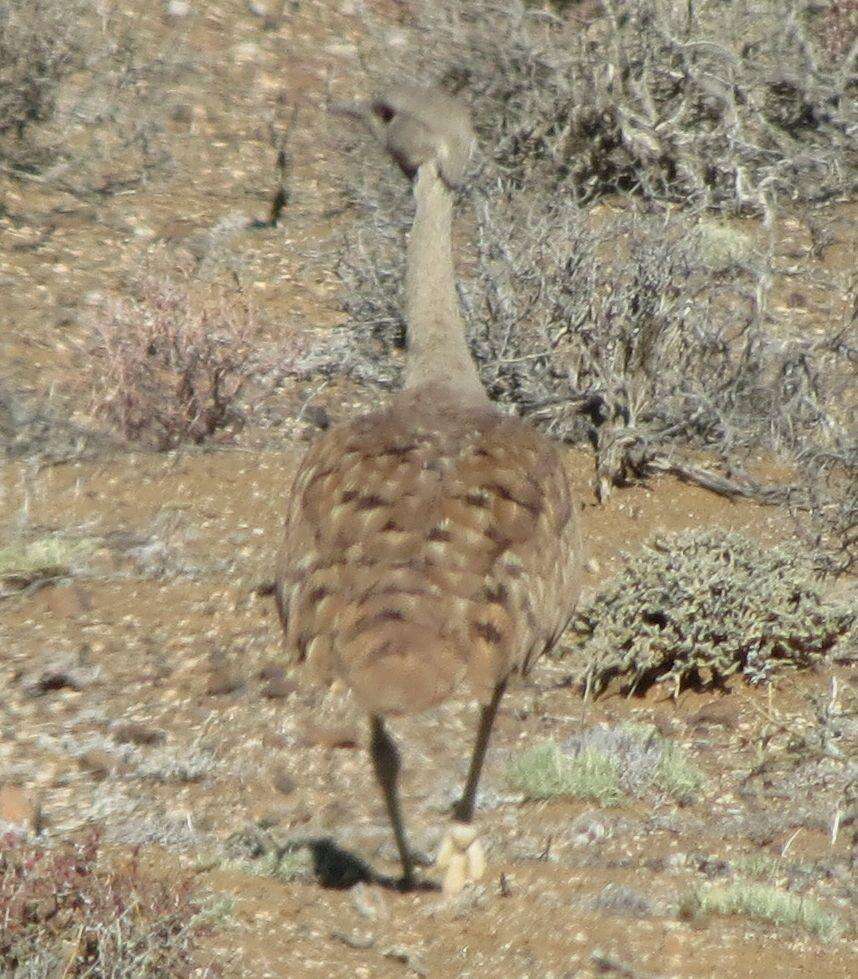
[371,101,396,124]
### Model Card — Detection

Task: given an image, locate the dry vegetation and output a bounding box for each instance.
[338,0,857,570]
[0,0,83,143]
[0,830,225,976]
[1,0,856,976]
[84,274,277,450]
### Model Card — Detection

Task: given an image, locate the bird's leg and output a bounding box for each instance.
[453,679,507,824]
[369,714,416,889]
[437,680,507,897]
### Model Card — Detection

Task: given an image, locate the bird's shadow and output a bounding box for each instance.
[284,837,439,893]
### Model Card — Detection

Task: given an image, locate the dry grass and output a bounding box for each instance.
[0,534,96,592]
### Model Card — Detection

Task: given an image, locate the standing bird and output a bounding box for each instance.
[275,85,582,896]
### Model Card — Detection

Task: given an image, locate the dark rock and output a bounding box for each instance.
[272,769,296,796]
[206,668,243,696]
[113,722,167,747]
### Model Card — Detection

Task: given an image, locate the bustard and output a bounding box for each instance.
[276,85,582,896]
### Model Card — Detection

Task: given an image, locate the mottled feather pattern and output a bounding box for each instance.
[276,383,581,716]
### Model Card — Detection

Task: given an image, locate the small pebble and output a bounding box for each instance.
[262,677,298,699]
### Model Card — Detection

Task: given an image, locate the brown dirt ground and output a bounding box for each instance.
[1,2,855,978]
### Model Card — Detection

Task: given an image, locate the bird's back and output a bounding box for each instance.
[276,381,581,715]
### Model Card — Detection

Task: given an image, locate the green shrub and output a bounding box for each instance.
[571,530,855,697]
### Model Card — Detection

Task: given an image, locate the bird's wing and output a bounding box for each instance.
[276,407,581,713]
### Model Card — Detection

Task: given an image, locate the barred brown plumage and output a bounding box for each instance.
[275,85,583,896]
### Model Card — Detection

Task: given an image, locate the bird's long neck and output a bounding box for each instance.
[403,165,487,401]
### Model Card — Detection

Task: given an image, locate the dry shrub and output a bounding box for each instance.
[1,1,187,193]
[421,0,857,211]
[0,830,223,977]
[333,218,408,390]
[466,198,857,523]
[0,0,83,144]
[332,0,857,568]
[468,202,735,439]
[87,279,277,450]
[819,0,858,58]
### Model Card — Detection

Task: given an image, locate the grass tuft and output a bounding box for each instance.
[507,726,706,806]
[654,740,707,803]
[682,881,842,939]
[732,853,784,881]
[0,535,96,588]
[507,742,623,805]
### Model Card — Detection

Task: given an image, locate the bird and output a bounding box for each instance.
[275,83,582,897]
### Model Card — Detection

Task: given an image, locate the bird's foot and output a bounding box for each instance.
[391,870,438,893]
[394,870,417,892]
[435,822,485,898]
[388,849,435,892]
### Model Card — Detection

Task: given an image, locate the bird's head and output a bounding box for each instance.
[332,83,476,190]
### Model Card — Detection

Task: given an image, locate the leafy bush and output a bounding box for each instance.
[0,831,224,976]
[571,529,855,697]
[86,277,278,450]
